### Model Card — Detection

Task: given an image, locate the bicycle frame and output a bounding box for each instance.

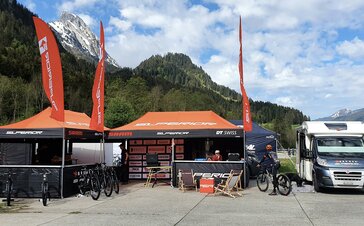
[41,171,51,206]
[77,167,100,200]
[5,173,13,206]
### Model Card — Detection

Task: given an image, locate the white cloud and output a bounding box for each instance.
[58,0,99,13]
[104,0,364,119]
[275,96,294,106]
[37,0,364,120]
[108,16,132,32]
[336,37,364,59]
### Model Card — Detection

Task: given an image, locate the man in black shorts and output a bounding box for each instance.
[258,144,278,195]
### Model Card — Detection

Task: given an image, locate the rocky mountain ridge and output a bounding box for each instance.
[49,12,119,68]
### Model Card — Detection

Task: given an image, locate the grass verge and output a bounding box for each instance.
[279,157,297,173]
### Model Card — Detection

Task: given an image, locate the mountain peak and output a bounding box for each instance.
[330,108,352,119]
[315,108,364,121]
[59,12,92,36]
[135,53,240,101]
[60,12,83,24]
[49,12,119,69]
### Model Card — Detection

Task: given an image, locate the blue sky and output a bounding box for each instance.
[18,0,364,119]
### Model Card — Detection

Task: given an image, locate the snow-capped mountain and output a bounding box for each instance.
[316,108,364,121]
[330,108,352,119]
[49,12,119,68]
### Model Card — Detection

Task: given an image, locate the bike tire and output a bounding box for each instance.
[113,173,120,194]
[104,175,113,197]
[90,175,101,200]
[78,178,86,195]
[6,181,11,206]
[277,174,291,196]
[257,173,269,192]
[42,182,49,206]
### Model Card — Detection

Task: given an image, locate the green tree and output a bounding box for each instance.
[105,97,136,128]
[122,76,151,116]
[161,88,187,111]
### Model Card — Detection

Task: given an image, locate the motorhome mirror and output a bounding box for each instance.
[304,149,312,158]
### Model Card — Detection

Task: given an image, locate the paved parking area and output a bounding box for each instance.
[1,181,364,226]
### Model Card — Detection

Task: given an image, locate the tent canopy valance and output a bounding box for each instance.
[0,108,104,139]
[107,111,244,139]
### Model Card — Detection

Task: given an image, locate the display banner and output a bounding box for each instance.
[90,21,105,132]
[130,146,147,154]
[143,140,156,145]
[107,130,243,139]
[0,129,62,138]
[238,16,252,132]
[33,17,64,122]
[173,161,245,187]
[148,146,165,153]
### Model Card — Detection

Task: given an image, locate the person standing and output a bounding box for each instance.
[258,144,278,195]
[119,142,129,184]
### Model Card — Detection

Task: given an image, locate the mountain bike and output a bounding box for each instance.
[94,163,113,197]
[2,171,15,206]
[31,169,52,206]
[108,166,119,194]
[256,166,292,196]
[41,170,51,206]
[78,167,101,200]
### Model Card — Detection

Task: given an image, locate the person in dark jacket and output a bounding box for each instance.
[119,142,129,184]
[258,144,278,195]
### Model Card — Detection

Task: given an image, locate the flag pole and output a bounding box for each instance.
[243,130,246,188]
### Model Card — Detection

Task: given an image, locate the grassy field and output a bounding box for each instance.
[279,157,297,173]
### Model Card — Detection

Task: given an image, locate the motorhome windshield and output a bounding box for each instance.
[316,137,364,157]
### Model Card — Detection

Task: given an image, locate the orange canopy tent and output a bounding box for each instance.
[107,111,243,139]
[0,107,104,139]
[0,108,106,198]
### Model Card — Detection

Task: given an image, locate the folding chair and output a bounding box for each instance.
[214,169,243,198]
[178,169,197,192]
[145,154,160,187]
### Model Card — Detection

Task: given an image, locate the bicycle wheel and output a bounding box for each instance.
[277,174,291,196]
[112,172,120,194]
[256,173,269,192]
[78,177,86,195]
[90,175,101,200]
[104,175,113,197]
[6,180,11,206]
[42,182,49,206]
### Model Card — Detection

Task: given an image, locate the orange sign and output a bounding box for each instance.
[33,17,64,122]
[90,21,105,132]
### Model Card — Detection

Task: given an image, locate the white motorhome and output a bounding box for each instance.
[296,121,364,192]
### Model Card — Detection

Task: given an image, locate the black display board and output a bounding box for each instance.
[172,161,245,187]
[0,166,61,198]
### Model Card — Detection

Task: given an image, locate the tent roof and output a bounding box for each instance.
[108,111,243,138]
[0,107,92,130]
[113,111,238,130]
[229,120,277,137]
[0,108,107,139]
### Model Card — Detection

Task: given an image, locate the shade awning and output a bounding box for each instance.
[0,108,106,139]
[107,111,243,139]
